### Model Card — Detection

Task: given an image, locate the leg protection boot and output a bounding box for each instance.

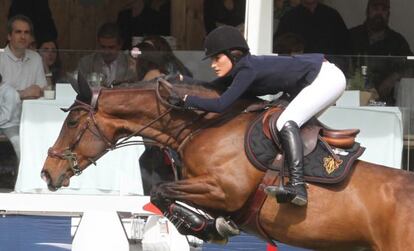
[165,203,239,244]
[265,120,308,206]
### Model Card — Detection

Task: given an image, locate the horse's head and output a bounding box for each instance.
[41,74,118,190]
[41,75,222,191]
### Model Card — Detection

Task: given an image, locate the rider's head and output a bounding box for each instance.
[203,26,249,77]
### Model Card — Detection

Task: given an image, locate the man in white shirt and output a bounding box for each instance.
[0,15,47,99]
[0,15,47,161]
[77,22,136,87]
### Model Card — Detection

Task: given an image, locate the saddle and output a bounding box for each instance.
[234,104,365,245]
[262,107,360,155]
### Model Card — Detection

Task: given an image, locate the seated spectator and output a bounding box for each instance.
[139,35,193,78]
[117,0,170,50]
[0,15,47,161]
[77,22,136,88]
[37,39,64,89]
[273,32,305,55]
[349,0,413,105]
[0,74,21,161]
[0,15,46,100]
[148,0,171,36]
[274,0,350,55]
[273,0,300,33]
[203,0,246,34]
[8,0,58,46]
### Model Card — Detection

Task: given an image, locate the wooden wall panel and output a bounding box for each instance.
[0,0,205,53]
[0,1,12,47]
[171,0,205,50]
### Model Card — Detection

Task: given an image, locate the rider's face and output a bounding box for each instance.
[211,53,233,77]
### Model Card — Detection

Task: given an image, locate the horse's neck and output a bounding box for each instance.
[97,87,253,149]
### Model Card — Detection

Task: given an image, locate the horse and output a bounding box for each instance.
[41,78,414,250]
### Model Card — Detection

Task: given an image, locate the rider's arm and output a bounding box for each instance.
[184,67,256,113]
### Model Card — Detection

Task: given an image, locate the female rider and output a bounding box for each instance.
[173,25,346,206]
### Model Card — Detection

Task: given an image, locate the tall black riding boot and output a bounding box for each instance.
[265,120,308,206]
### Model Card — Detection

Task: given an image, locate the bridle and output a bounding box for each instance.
[46,78,201,176]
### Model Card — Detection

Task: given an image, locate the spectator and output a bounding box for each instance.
[274,0,350,55]
[350,0,412,56]
[273,0,300,33]
[8,0,58,45]
[349,0,413,105]
[0,74,21,161]
[0,15,46,160]
[137,35,192,79]
[0,15,46,100]
[117,0,170,50]
[148,0,171,36]
[77,22,136,88]
[126,36,193,195]
[203,0,246,34]
[37,39,64,89]
[274,32,305,55]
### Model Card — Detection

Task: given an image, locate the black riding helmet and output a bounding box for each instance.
[203,25,249,62]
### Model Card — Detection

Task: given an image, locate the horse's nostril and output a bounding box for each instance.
[41,170,50,184]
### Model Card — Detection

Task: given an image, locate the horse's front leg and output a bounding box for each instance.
[152,174,231,209]
[150,176,240,244]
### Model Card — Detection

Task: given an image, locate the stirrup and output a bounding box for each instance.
[265,184,307,206]
[265,185,295,203]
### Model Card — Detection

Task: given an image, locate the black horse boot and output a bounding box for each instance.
[165,203,240,244]
[265,120,308,206]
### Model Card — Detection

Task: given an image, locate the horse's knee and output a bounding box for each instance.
[150,183,174,211]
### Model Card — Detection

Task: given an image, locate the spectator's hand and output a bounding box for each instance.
[19,85,43,100]
[167,92,185,108]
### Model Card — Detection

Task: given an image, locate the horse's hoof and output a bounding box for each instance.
[215,216,240,237]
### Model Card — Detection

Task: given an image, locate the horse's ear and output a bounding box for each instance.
[76,72,92,103]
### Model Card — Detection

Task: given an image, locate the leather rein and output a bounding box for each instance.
[47,79,192,176]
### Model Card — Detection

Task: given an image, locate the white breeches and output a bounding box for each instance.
[276,61,346,131]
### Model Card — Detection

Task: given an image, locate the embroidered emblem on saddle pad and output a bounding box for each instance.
[244,111,365,184]
[323,156,343,174]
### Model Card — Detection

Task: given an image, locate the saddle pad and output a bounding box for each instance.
[245,112,365,184]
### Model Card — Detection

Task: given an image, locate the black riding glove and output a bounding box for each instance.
[164,73,182,84]
[167,92,186,107]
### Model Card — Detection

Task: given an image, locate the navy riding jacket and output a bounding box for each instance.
[184,53,325,113]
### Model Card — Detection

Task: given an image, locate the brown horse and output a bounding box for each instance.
[42,79,414,250]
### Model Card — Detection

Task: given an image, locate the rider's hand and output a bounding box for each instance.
[164,73,183,84]
[167,92,186,107]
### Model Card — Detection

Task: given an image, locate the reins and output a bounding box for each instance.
[48,78,247,176]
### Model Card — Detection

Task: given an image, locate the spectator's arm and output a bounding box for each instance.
[0,88,19,126]
[18,85,43,100]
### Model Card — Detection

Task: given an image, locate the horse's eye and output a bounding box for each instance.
[67,119,79,128]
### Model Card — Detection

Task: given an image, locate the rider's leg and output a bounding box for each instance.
[265,61,346,206]
[267,120,307,206]
[150,190,239,244]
